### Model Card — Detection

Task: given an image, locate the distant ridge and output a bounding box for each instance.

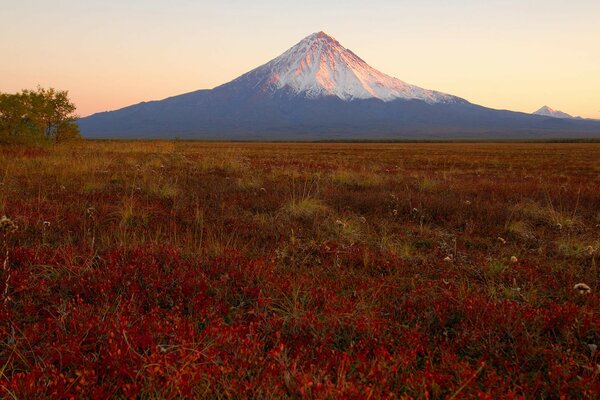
[78,32,600,139]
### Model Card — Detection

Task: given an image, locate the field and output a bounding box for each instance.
[0,141,599,398]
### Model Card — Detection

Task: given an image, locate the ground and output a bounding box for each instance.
[0,141,598,398]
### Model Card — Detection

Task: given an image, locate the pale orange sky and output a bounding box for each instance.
[1,0,599,119]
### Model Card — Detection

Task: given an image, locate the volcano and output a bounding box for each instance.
[533,106,575,119]
[78,32,600,139]
[229,31,461,104]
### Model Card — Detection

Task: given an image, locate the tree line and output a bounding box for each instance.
[0,87,80,143]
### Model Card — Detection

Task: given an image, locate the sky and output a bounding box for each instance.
[1,0,599,118]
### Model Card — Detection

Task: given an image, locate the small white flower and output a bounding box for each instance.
[510,256,518,263]
[86,207,96,219]
[573,283,591,295]
[335,219,346,228]
[443,256,452,262]
[585,245,594,256]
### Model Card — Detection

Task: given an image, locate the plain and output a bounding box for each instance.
[0,141,598,398]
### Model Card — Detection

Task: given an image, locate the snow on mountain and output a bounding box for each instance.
[228,31,459,104]
[533,106,573,119]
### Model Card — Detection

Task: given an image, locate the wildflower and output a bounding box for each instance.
[335,219,346,228]
[0,216,18,235]
[510,256,518,263]
[43,221,51,228]
[573,283,591,295]
[497,237,506,245]
[443,256,452,262]
[158,344,169,353]
[412,208,418,213]
[585,245,594,256]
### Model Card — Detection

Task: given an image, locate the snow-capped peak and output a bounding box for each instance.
[533,106,573,119]
[229,31,461,104]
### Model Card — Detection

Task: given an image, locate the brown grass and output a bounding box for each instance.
[0,141,599,398]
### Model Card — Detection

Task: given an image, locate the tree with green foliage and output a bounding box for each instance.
[0,92,30,137]
[0,87,80,143]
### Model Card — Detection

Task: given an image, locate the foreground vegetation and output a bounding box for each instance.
[0,141,598,398]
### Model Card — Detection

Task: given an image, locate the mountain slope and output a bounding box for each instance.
[78,32,600,139]
[226,31,460,104]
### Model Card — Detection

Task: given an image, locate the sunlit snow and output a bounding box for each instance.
[231,31,456,103]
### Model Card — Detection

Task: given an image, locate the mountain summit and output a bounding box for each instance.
[228,31,459,103]
[533,106,574,119]
[78,32,600,139]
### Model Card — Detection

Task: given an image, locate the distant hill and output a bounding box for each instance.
[533,106,575,119]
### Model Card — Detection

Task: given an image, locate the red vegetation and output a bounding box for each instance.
[1,142,599,398]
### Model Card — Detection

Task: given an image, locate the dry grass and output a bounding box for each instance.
[0,141,599,398]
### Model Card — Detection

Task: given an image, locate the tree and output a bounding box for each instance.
[0,86,80,142]
[0,92,33,137]
[55,121,81,142]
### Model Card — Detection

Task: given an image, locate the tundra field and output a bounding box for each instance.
[0,141,599,399]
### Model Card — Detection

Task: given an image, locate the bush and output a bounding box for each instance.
[0,86,80,143]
